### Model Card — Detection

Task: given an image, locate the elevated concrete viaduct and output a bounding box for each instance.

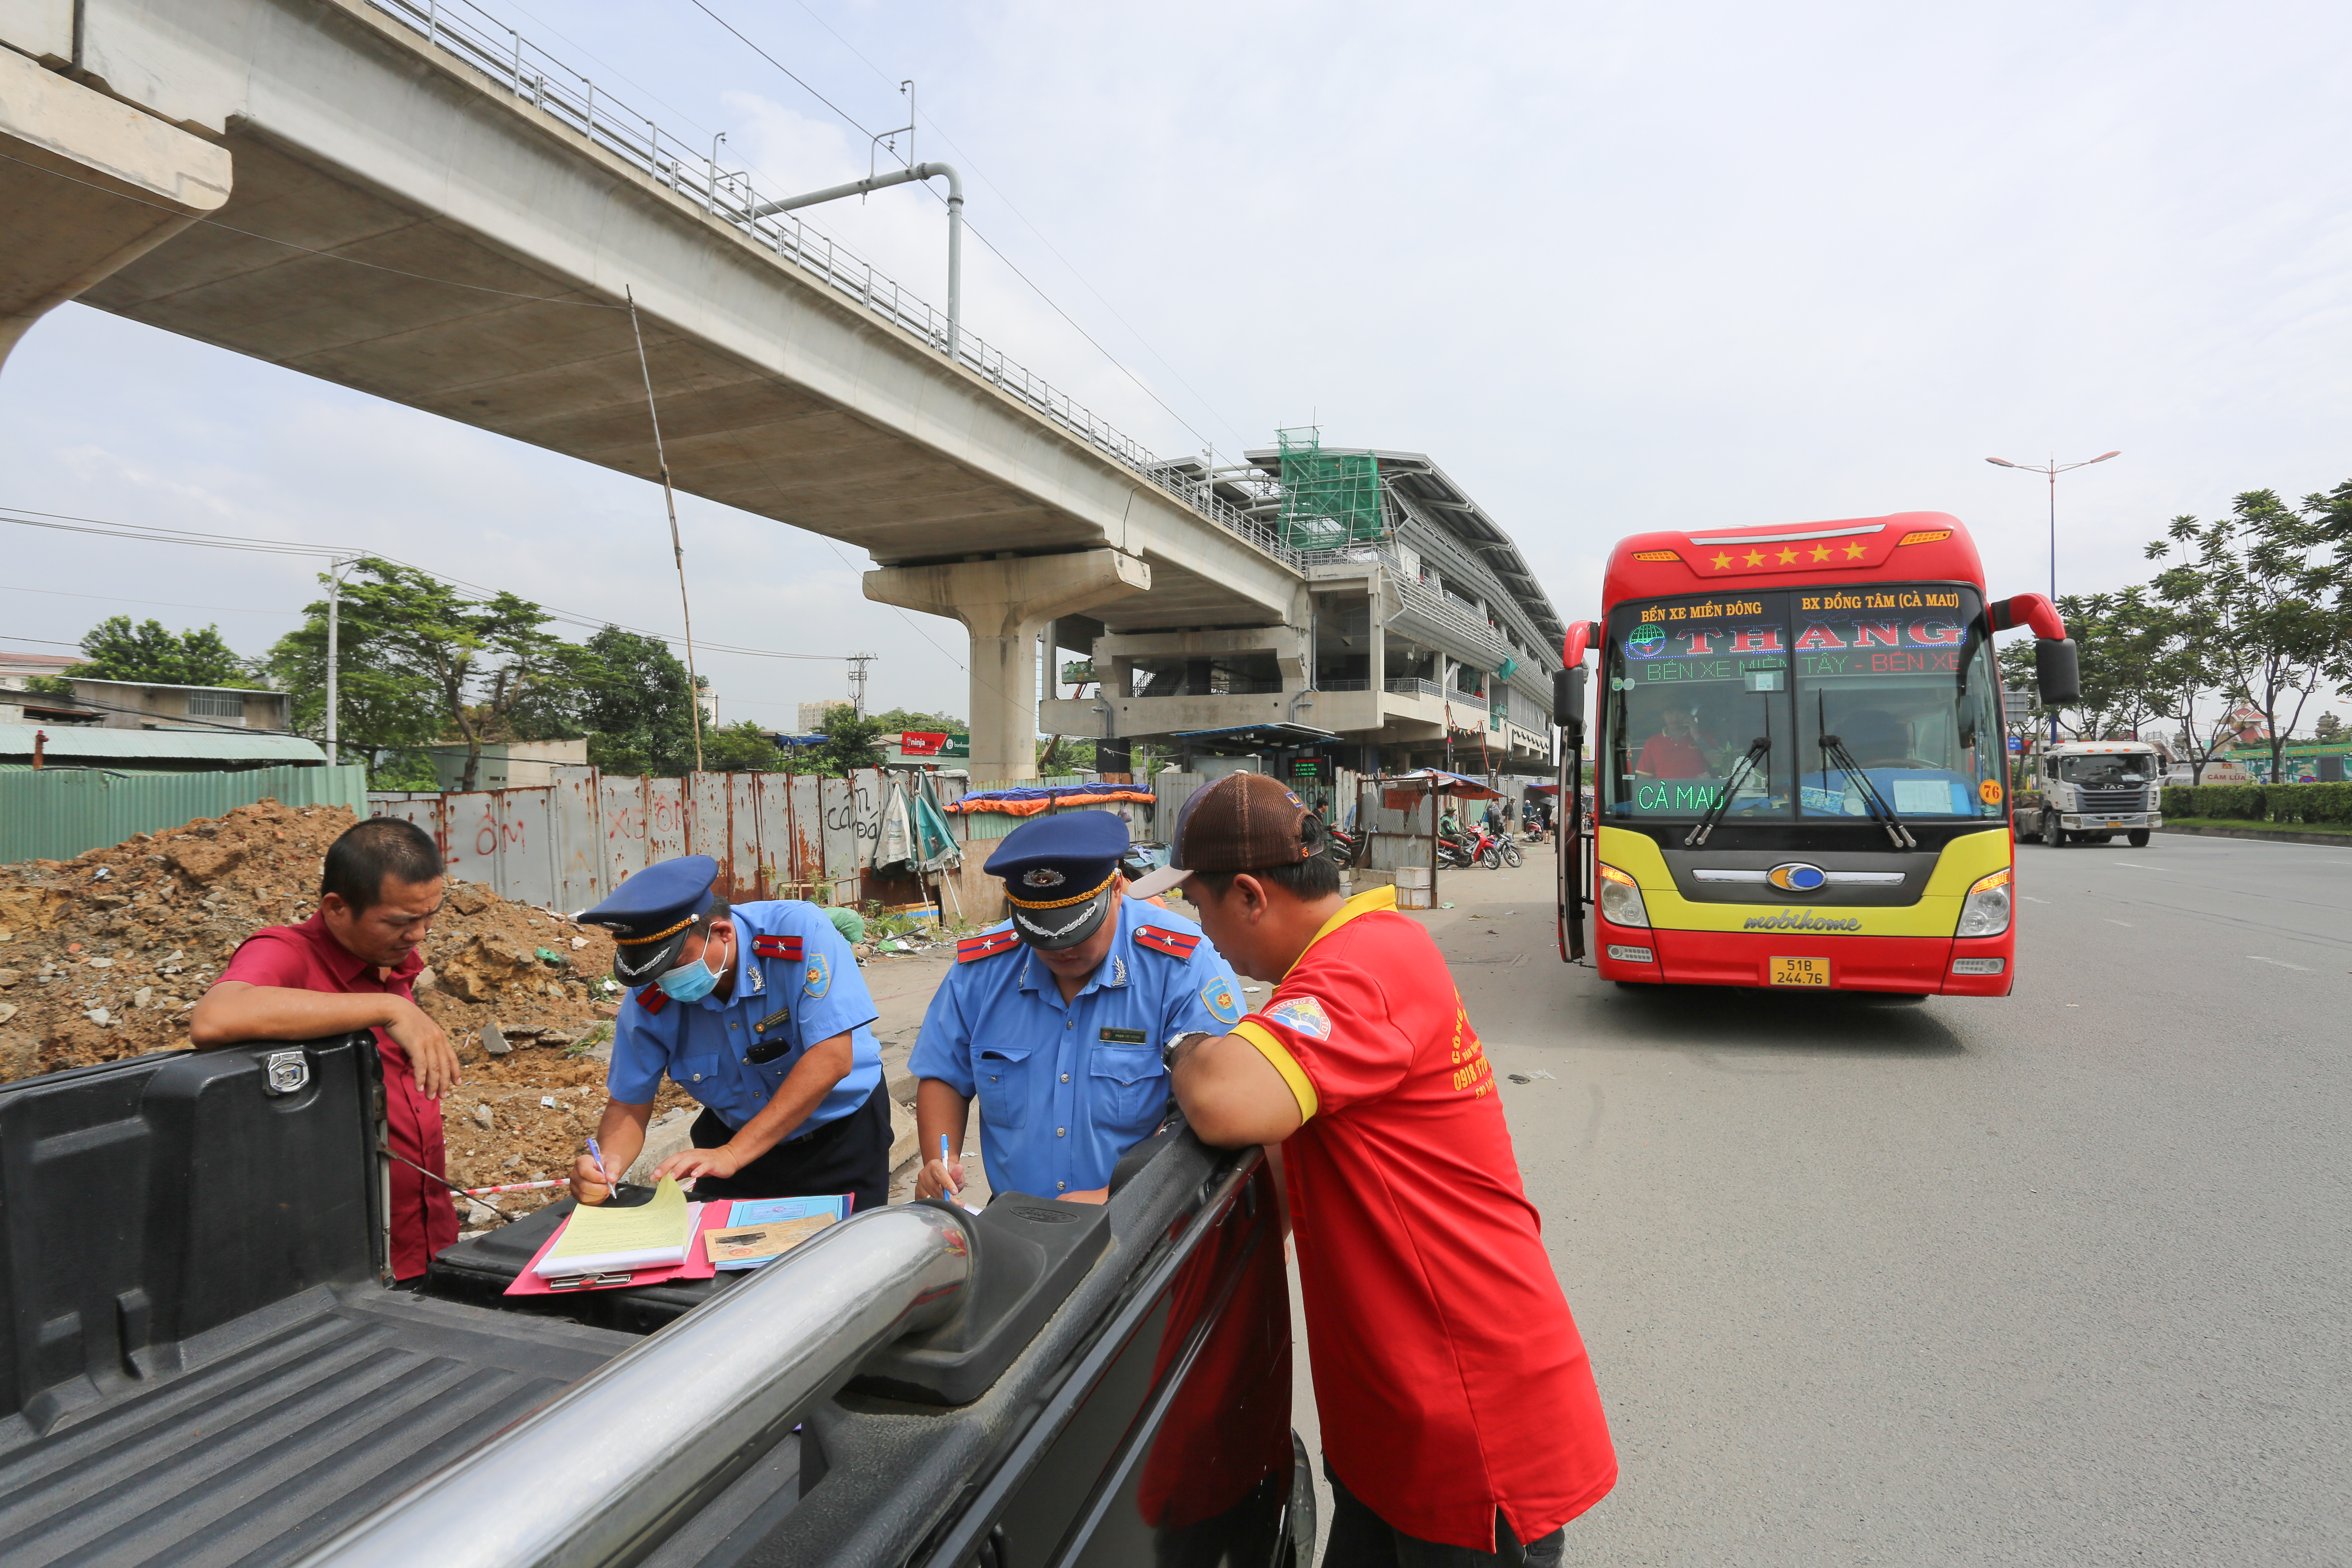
[0,0,1304,778]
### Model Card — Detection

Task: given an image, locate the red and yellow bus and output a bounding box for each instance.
[1550,511,2078,997]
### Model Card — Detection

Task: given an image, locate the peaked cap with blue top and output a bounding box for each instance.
[983,811,1130,951]
[576,853,722,985]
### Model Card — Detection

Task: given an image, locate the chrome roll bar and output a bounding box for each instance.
[294,1204,972,1568]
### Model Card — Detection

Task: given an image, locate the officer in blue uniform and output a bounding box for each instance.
[569,855,891,1214]
[912,812,1246,1204]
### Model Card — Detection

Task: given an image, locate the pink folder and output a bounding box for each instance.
[503,1199,736,1296]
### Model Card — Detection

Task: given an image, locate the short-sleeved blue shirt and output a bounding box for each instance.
[910,896,1245,1198]
[609,900,882,1133]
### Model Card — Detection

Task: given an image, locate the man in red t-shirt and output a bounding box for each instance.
[1134,773,1615,1565]
[192,817,463,1281]
[1637,707,1708,778]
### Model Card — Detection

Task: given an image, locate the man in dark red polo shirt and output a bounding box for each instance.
[192,817,463,1282]
[1135,773,1615,1566]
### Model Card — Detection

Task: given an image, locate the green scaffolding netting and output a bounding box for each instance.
[1276,427,1386,550]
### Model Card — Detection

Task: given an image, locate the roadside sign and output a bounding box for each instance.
[2007,736,2023,753]
[1290,757,1324,778]
[2002,689,2035,722]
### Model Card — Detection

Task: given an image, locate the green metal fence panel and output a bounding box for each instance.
[0,765,370,864]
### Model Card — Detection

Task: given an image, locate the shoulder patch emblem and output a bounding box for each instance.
[636,984,669,1017]
[1263,995,1332,1040]
[751,934,804,962]
[803,951,832,999]
[957,930,1022,964]
[1134,925,1201,960]
[1201,975,1242,1025]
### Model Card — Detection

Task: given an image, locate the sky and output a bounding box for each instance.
[5,0,2350,725]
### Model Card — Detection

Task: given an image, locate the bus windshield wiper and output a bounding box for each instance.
[1684,734,1771,848]
[1819,733,1918,849]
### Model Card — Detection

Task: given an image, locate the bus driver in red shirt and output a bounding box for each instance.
[1136,773,1616,1566]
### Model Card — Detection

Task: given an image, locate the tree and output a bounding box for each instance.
[2054,587,2171,740]
[866,706,965,735]
[269,580,447,788]
[2148,491,2339,785]
[698,721,784,772]
[65,616,258,688]
[578,627,700,777]
[798,703,889,775]
[266,559,599,792]
[2318,712,2345,743]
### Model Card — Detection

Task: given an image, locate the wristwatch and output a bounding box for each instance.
[1163,1031,1212,1072]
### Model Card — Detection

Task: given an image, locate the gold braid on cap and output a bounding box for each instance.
[1005,869,1118,911]
[610,910,703,945]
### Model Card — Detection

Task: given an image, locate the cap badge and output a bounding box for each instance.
[1022,868,1067,889]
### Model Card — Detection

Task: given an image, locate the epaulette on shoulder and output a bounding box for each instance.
[957,930,1022,964]
[751,934,804,962]
[636,984,669,1016]
[1133,924,1201,960]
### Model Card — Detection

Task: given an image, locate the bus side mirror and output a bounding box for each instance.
[1554,667,1586,740]
[2035,638,2080,706]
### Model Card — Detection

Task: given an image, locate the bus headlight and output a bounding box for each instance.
[1956,868,2012,938]
[1597,863,1650,929]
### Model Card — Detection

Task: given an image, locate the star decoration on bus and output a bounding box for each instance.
[1777,547,1799,563]
[1711,552,1733,569]
[1743,550,1765,566]
[1844,542,1867,559]
[1811,544,1833,561]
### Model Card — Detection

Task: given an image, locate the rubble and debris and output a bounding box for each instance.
[0,798,690,1225]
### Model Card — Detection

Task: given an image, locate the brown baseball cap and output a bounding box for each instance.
[1126,772,1317,898]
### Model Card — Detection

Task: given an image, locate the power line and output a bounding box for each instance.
[688,1,1241,458]
[0,506,852,664]
[780,0,1250,450]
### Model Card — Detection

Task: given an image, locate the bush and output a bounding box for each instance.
[2162,782,2352,825]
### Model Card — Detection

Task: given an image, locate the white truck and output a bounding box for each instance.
[2018,740,2165,847]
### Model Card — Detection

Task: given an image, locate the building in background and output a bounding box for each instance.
[1040,434,1563,782]
[0,724,326,773]
[55,677,291,733]
[426,738,590,791]
[0,652,80,724]
[797,700,837,731]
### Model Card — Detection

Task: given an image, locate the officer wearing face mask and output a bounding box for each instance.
[569,855,891,1214]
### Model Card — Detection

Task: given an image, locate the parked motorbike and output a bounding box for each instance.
[1464,825,1524,869]
[1323,824,1366,868]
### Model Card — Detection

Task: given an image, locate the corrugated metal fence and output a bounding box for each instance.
[370,766,962,914]
[0,764,370,864]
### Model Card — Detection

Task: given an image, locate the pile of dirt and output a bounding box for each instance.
[0,798,686,1221]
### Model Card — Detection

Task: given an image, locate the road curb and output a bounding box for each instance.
[2154,824,2352,849]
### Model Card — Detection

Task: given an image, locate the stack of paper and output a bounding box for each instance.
[532,1177,703,1279]
[704,1194,851,1271]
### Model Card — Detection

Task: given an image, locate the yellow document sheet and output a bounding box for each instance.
[533,1176,700,1278]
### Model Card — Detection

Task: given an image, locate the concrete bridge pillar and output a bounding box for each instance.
[865,549,1149,781]
[0,46,232,370]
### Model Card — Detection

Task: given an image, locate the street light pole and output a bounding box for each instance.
[324,555,356,768]
[1987,450,2120,742]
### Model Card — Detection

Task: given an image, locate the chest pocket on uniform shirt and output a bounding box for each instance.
[671,1047,728,1095]
[975,1043,1037,1130]
[1088,1045,1168,1132]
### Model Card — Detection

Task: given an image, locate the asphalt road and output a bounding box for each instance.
[1412,831,2349,1566]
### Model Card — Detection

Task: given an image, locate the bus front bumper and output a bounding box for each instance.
[1593,916,2015,996]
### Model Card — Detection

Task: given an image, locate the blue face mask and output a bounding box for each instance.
[655,938,723,1003]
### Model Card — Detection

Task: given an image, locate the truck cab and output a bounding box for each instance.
[2017,741,2163,847]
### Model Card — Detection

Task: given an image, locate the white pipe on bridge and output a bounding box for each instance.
[752,163,963,363]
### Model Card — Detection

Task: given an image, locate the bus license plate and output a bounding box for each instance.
[1771,956,1831,987]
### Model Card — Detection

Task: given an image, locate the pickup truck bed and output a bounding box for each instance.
[0,1035,1306,1568]
[0,1283,632,1566]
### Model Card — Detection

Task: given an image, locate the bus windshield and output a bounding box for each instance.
[1601,583,2005,824]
